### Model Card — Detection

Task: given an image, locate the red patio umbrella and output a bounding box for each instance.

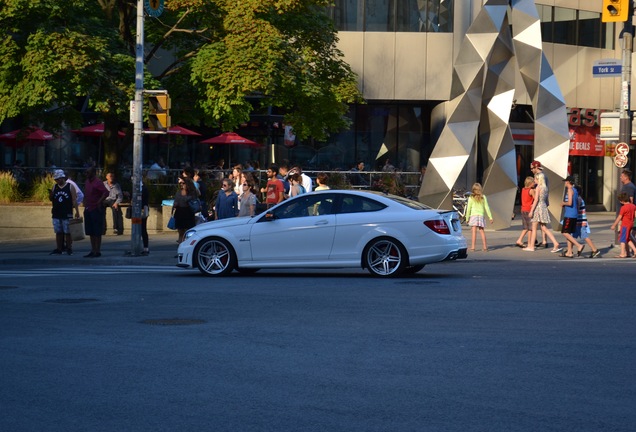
[200,132,260,167]
[166,125,201,136]
[144,125,202,166]
[0,127,54,147]
[200,132,259,147]
[71,123,126,138]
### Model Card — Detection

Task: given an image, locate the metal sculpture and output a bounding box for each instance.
[419,0,569,229]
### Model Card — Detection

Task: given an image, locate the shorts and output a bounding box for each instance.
[561,217,577,234]
[84,208,105,236]
[619,226,632,244]
[52,218,70,234]
[521,211,531,230]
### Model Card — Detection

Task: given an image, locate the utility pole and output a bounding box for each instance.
[130,0,145,256]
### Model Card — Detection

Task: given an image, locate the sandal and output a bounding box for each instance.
[577,245,585,257]
[551,247,563,253]
[515,243,526,248]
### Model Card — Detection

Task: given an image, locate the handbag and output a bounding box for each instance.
[69,217,85,241]
[188,198,201,214]
[167,216,176,230]
[125,207,132,219]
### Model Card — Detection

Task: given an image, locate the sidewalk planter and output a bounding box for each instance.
[0,204,168,241]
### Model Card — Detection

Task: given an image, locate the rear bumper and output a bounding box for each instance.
[444,248,468,261]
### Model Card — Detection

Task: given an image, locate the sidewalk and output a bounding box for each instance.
[0,212,622,267]
[0,231,181,267]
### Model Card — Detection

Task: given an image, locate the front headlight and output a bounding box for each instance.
[184,229,196,240]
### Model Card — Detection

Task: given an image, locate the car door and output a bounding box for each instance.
[249,193,337,263]
[330,194,387,261]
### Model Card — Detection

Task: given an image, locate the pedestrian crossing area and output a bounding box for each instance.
[0,265,186,278]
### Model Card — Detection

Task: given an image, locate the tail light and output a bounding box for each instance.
[424,219,451,235]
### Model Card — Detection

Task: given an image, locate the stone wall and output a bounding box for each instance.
[0,204,173,241]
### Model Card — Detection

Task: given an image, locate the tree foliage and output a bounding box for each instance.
[0,0,362,169]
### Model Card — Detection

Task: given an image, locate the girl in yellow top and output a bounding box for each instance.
[465,182,493,251]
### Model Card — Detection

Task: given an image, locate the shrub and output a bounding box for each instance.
[30,173,55,203]
[324,172,351,190]
[0,171,22,203]
[370,173,406,196]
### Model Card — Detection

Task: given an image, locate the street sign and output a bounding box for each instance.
[616,141,630,156]
[614,154,628,167]
[593,59,622,78]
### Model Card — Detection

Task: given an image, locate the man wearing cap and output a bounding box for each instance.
[49,169,80,255]
[560,176,584,258]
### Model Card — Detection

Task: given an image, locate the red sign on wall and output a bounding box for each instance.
[569,126,605,157]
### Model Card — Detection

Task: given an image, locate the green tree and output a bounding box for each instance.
[0,0,361,170]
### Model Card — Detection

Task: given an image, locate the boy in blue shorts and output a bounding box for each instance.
[610,192,636,258]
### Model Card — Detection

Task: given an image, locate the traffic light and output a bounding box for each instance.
[602,0,630,22]
[148,93,171,131]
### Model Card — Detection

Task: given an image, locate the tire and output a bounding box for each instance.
[363,238,407,278]
[194,237,236,276]
[403,264,425,274]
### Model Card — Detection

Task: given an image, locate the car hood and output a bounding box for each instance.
[191,217,254,233]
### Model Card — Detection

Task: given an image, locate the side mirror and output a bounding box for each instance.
[264,212,276,221]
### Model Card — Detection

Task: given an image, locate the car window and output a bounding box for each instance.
[338,195,386,214]
[271,194,337,219]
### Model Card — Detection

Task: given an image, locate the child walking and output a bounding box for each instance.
[610,192,636,258]
[515,176,535,248]
[574,185,601,258]
[465,183,493,251]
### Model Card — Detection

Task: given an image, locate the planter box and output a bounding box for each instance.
[0,204,171,242]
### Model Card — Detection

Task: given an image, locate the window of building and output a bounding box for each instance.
[553,7,576,45]
[538,6,614,50]
[328,0,453,33]
[328,0,363,31]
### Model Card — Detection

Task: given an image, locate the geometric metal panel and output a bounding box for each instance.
[419,0,570,230]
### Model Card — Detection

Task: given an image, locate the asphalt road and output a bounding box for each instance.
[0,259,634,432]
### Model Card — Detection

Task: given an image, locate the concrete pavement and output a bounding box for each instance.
[0,212,622,267]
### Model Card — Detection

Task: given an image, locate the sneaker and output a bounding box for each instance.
[67,248,73,256]
[590,250,601,258]
[49,249,62,255]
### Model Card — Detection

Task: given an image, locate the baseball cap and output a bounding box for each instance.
[530,160,542,170]
[52,169,66,180]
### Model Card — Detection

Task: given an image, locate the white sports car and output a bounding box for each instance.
[176,190,467,277]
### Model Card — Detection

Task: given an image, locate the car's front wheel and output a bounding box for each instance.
[363,237,407,277]
[195,237,236,276]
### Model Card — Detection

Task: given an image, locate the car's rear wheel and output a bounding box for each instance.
[364,238,407,277]
[195,237,236,276]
